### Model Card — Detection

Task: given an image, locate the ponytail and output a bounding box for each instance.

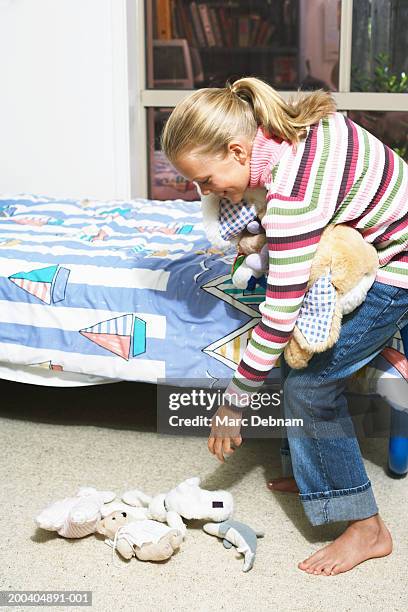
[229,77,336,144]
[161,76,336,164]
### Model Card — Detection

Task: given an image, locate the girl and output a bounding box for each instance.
[161,77,408,576]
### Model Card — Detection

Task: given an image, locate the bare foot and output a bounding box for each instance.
[298,514,392,576]
[267,476,299,493]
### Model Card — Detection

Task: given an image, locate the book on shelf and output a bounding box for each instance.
[209,7,224,47]
[238,15,250,48]
[198,3,217,47]
[189,2,207,47]
[218,7,233,48]
[155,0,172,39]
[170,0,182,38]
[176,0,195,46]
[152,1,295,52]
[256,21,276,47]
[249,13,262,47]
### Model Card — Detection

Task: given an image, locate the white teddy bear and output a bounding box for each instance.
[122,476,234,538]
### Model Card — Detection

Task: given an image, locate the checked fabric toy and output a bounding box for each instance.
[284,224,379,369]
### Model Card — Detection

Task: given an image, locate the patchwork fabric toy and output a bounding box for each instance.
[201,191,379,369]
[201,187,268,290]
[284,224,378,368]
[34,480,264,571]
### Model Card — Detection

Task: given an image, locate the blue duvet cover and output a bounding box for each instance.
[0,193,406,412]
[0,194,275,387]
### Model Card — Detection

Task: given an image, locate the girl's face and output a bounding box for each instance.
[173,139,252,204]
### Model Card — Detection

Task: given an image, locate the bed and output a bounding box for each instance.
[0,193,407,474]
[0,193,276,388]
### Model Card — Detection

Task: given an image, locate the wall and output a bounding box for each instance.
[0,0,131,200]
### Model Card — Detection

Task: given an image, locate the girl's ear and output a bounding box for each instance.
[228,140,251,163]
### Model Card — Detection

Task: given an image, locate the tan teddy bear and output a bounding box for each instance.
[96,511,183,562]
[236,220,379,369]
[283,223,379,368]
[201,190,379,369]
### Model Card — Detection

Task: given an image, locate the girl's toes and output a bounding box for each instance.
[315,560,334,575]
[299,554,315,569]
[299,560,315,572]
[305,560,318,571]
[330,563,344,575]
[299,559,315,571]
[299,549,325,571]
[311,561,327,574]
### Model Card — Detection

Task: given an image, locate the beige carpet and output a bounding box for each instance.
[0,379,407,612]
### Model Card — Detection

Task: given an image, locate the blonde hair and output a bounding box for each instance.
[161,76,337,164]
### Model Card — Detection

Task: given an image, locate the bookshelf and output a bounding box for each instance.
[147,0,300,89]
[145,0,301,200]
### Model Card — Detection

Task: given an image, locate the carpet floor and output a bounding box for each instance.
[0,379,407,612]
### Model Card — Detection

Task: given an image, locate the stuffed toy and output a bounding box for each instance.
[201,187,268,290]
[35,480,263,571]
[283,223,378,368]
[203,519,264,572]
[201,190,379,369]
[121,476,234,538]
[96,511,183,562]
[34,487,116,538]
[100,499,148,519]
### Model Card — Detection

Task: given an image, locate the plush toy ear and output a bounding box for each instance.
[177,477,200,493]
[95,519,107,536]
[185,477,200,487]
[100,490,116,504]
[77,487,97,497]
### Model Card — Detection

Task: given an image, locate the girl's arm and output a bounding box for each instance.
[224,222,328,410]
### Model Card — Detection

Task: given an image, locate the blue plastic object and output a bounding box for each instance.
[388,325,408,477]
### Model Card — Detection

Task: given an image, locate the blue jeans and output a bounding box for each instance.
[280,280,408,526]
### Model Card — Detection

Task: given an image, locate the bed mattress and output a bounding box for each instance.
[0,193,274,388]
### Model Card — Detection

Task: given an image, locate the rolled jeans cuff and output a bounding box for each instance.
[300,480,379,526]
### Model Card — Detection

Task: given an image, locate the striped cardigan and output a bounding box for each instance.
[225,111,408,409]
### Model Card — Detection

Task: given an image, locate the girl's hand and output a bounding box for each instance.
[208,404,243,462]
